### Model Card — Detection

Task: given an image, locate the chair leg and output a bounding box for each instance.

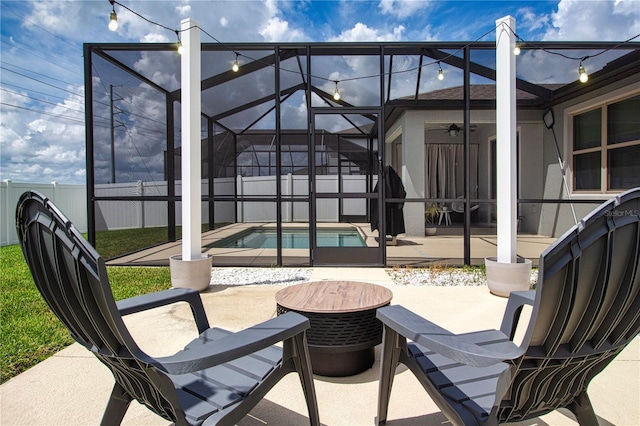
[292,333,320,426]
[567,391,599,426]
[101,383,132,426]
[376,326,401,426]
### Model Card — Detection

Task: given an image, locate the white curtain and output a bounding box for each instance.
[425,144,478,199]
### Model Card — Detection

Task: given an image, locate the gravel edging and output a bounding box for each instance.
[211,267,539,287]
[211,268,313,286]
[388,268,539,287]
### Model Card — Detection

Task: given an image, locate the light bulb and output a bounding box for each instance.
[333,81,340,101]
[108,10,118,31]
[232,54,239,72]
[175,31,183,55]
[513,44,521,56]
[578,64,588,83]
[437,67,444,81]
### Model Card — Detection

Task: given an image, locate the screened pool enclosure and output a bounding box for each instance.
[84,41,640,266]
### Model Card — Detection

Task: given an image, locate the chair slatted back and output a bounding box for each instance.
[16,191,181,422]
[500,188,640,422]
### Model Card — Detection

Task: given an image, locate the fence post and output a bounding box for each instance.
[1,180,11,246]
[51,181,58,205]
[236,175,243,222]
[137,180,144,228]
[287,173,293,222]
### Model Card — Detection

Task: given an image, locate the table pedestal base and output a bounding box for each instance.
[309,348,374,377]
[275,281,393,377]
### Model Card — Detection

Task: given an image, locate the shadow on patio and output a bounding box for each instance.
[2,268,637,425]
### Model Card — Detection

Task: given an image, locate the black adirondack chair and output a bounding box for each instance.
[376,187,640,425]
[16,191,319,426]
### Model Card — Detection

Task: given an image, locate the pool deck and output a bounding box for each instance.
[106,222,556,267]
[2,267,638,425]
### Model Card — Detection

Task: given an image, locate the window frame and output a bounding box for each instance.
[566,86,640,196]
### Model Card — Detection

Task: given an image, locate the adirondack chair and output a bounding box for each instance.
[376,187,640,426]
[16,191,319,426]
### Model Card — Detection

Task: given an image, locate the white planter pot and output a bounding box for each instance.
[425,226,437,236]
[484,256,532,297]
[169,254,212,292]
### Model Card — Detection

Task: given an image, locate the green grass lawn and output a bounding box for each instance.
[0,244,171,384]
[94,224,217,259]
[95,227,179,259]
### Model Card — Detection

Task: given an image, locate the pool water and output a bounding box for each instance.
[213,228,366,249]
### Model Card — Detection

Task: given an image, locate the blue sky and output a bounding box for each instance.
[1,0,639,184]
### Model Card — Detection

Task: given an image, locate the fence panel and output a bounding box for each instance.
[1,181,86,246]
[2,175,362,246]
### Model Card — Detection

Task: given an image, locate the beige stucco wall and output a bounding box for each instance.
[385,72,640,239]
[538,72,640,237]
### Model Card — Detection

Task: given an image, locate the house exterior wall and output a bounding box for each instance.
[517,114,545,234]
[539,73,640,237]
[385,73,639,239]
[385,109,548,236]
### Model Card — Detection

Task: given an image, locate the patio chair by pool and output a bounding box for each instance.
[450,196,479,216]
[376,187,640,425]
[16,191,319,426]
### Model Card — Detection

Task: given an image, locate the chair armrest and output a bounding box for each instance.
[377,305,523,368]
[116,288,210,333]
[499,290,535,340]
[150,311,310,375]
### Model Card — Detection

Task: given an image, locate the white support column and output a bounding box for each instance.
[181,18,202,260]
[496,16,517,263]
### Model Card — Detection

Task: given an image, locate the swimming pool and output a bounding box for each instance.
[211,228,366,249]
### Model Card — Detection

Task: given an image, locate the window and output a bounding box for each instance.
[572,94,640,193]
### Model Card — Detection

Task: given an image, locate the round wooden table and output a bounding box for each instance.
[275,281,393,377]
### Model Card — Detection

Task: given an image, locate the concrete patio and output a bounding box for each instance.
[105,223,557,268]
[2,267,638,426]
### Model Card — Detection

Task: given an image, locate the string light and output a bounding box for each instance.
[104,2,640,91]
[578,60,588,83]
[108,0,118,31]
[333,81,341,101]
[175,31,183,55]
[232,53,240,72]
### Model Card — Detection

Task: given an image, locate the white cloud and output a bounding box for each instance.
[518,7,550,32]
[23,1,75,32]
[259,17,304,41]
[175,4,191,16]
[543,0,640,41]
[3,0,639,185]
[328,22,405,42]
[378,0,432,19]
[141,32,169,43]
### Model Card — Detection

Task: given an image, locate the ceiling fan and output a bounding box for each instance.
[427,123,478,137]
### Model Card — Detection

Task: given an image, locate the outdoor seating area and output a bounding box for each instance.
[3,189,639,425]
[3,3,640,425]
[14,191,319,425]
[2,272,638,425]
[376,187,640,425]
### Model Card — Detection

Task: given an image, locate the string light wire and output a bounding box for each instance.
[502,21,640,63]
[109,1,640,88]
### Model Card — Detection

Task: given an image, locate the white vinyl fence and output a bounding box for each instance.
[2,175,374,247]
[1,180,87,247]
